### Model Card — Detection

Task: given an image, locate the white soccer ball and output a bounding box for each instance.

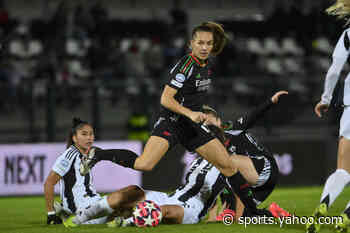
[132,200,162,227]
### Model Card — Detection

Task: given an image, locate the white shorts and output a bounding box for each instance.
[62,195,109,224]
[340,106,350,139]
[145,191,203,224]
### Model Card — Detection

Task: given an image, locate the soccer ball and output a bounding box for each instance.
[132,200,162,227]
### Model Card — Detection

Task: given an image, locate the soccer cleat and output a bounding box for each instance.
[216,209,236,221]
[107,217,127,227]
[63,215,78,228]
[80,147,98,176]
[335,213,350,233]
[305,203,328,233]
[269,202,291,218]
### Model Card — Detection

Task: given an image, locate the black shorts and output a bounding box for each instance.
[151,116,215,152]
[250,156,279,203]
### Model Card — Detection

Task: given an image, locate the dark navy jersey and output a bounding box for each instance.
[160,54,215,118]
[222,100,274,158]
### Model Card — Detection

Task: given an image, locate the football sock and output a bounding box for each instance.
[95,149,138,168]
[320,169,350,208]
[226,172,257,211]
[73,196,114,224]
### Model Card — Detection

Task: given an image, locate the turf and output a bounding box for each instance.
[1,186,350,233]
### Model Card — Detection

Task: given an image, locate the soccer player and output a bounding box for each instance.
[79,21,252,195]
[63,91,290,227]
[202,91,289,219]
[44,118,143,225]
[307,1,350,233]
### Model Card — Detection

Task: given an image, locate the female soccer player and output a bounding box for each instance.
[63,91,290,228]
[80,21,248,195]
[308,1,350,233]
[202,91,289,219]
[44,118,142,225]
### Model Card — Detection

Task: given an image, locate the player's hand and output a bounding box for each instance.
[314,101,329,118]
[47,213,62,225]
[188,111,207,123]
[271,91,288,104]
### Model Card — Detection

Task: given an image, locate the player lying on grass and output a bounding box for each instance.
[62,91,290,227]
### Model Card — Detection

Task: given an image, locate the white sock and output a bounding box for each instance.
[320,169,350,207]
[73,196,114,224]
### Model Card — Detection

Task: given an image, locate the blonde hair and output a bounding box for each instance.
[191,21,229,56]
[326,0,350,25]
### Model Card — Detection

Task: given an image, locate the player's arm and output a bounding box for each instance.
[234,194,244,221]
[161,85,206,123]
[44,171,62,224]
[228,91,288,131]
[316,30,349,117]
[206,199,220,222]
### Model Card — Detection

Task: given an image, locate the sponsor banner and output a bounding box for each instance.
[0,141,142,196]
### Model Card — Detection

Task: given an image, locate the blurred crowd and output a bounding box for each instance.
[0,0,346,115]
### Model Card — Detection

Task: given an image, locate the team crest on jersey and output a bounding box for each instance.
[60,159,69,168]
[175,73,186,83]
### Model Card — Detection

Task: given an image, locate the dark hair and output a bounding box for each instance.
[207,124,226,145]
[202,105,226,144]
[66,117,90,148]
[191,21,229,56]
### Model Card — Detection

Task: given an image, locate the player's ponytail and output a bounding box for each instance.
[191,21,229,56]
[66,117,89,148]
[326,0,350,25]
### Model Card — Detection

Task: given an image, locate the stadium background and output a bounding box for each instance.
[0,0,345,195]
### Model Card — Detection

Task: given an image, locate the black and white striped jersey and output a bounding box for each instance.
[169,157,226,220]
[222,100,274,159]
[160,53,215,118]
[321,28,350,106]
[52,145,99,213]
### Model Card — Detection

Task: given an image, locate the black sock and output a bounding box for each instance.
[226,172,257,211]
[320,195,330,209]
[95,149,138,168]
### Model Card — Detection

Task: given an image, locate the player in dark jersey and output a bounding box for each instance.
[79,22,255,199]
[202,90,290,219]
[63,91,290,227]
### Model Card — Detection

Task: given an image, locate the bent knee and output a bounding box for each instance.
[217,159,237,177]
[134,158,156,171]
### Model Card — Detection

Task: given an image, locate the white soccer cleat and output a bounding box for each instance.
[79,147,97,176]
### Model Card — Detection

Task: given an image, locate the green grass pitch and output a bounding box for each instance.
[1,186,350,233]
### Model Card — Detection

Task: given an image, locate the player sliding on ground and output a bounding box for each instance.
[62,91,290,227]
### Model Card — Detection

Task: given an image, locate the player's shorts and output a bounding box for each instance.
[250,155,278,203]
[340,106,350,139]
[151,116,215,152]
[62,194,109,224]
[145,190,203,224]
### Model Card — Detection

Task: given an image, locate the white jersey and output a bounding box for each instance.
[52,145,100,213]
[168,157,226,221]
[321,28,350,105]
